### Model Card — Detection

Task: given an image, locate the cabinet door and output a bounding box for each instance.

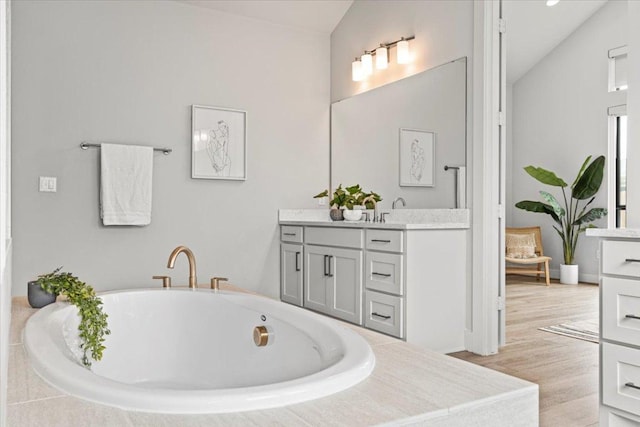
[304,246,330,313]
[326,247,363,325]
[280,243,303,306]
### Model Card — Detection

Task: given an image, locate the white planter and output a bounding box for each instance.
[560,264,579,285]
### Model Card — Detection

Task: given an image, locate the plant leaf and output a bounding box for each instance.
[572,155,605,200]
[524,166,567,187]
[552,225,566,245]
[539,191,565,218]
[313,190,328,198]
[573,208,608,225]
[571,155,592,188]
[515,200,561,225]
[345,184,361,195]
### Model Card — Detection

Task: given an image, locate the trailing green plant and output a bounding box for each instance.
[37,268,110,368]
[313,184,382,209]
[515,155,607,265]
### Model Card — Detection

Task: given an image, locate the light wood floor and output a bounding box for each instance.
[449,275,599,427]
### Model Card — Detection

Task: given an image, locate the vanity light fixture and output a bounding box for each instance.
[546,0,559,6]
[352,57,364,82]
[352,35,415,82]
[376,44,388,69]
[361,51,373,76]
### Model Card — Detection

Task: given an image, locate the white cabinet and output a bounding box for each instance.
[597,236,640,426]
[280,226,303,307]
[304,244,363,324]
[280,243,303,306]
[280,223,467,353]
[364,229,405,339]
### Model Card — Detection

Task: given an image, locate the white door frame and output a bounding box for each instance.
[0,1,11,425]
[467,0,503,355]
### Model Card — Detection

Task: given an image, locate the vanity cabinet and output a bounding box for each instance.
[304,245,363,324]
[280,226,303,307]
[364,229,405,338]
[596,237,640,426]
[303,227,363,324]
[280,222,467,353]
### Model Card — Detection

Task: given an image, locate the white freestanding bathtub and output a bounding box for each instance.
[23,288,375,414]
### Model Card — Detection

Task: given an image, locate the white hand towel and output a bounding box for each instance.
[100,143,153,226]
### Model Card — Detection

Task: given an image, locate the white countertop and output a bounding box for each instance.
[279,209,470,230]
[586,228,640,238]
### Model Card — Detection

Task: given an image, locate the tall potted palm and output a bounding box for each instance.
[515,155,607,284]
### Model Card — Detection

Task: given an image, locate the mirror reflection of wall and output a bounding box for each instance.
[330,57,466,209]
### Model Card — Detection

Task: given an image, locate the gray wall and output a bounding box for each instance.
[330,0,473,102]
[11,1,330,297]
[509,0,627,282]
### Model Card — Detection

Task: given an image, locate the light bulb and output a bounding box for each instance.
[376,45,388,69]
[361,52,373,76]
[546,0,559,6]
[397,38,410,64]
[352,58,363,82]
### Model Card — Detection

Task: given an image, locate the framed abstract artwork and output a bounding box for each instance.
[399,128,435,187]
[191,105,247,180]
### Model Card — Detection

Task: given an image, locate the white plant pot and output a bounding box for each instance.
[343,209,363,221]
[560,264,579,285]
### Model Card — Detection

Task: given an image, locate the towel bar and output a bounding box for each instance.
[80,142,172,155]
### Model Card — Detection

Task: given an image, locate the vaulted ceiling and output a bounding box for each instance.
[178,0,353,34]
[179,0,609,84]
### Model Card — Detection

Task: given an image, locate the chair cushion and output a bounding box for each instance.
[506,233,537,259]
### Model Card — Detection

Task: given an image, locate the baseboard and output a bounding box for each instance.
[549,269,598,285]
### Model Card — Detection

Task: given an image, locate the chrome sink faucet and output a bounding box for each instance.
[392,197,406,209]
[167,245,197,289]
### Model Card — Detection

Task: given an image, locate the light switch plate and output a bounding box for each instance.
[39,176,57,192]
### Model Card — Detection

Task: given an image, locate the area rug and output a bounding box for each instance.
[538,321,599,343]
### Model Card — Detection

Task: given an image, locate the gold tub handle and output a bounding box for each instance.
[253,326,269,347]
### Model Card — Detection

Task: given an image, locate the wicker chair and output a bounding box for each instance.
[505,226,551,286]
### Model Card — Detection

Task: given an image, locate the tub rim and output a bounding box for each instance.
[24,287,376,414]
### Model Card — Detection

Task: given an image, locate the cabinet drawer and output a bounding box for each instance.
[366,229,404,253]
[603,241,640,278]
[306,227,363,249]
[603,342,640,417]
[603,277,640,346]
[364,291,404,338]
[281,226,303,243]
[600,407,640,426]
[365,252,404,296]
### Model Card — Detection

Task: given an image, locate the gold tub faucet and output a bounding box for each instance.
[167,245,197,289]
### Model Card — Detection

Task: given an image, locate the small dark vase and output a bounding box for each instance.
[27,281,57,308]
[329,208,344,221]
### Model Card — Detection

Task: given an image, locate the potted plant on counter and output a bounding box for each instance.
[314,184,382,221]
[515,155,607,284]
[36,268,110,367]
